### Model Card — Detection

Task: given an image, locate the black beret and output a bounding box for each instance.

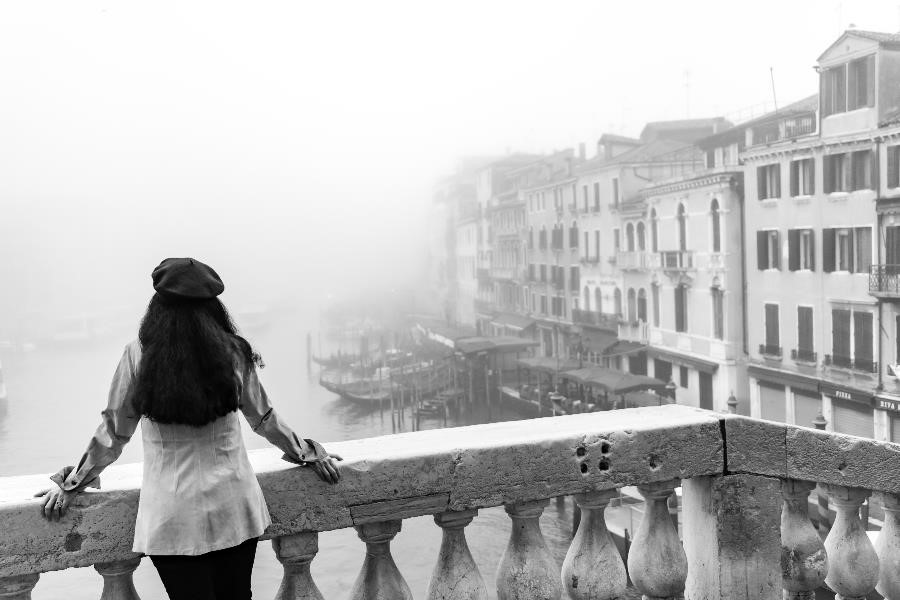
[151,258,224,300]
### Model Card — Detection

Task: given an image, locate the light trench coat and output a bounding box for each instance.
[53,340,325,556]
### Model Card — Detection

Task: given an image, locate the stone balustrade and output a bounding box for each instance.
[4,404,900,598]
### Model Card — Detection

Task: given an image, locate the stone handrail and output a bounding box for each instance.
[2,404,900,599]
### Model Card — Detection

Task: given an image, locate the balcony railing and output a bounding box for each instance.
[618,320,649,344]
[572,308,619,331]
[869,264,900,298]
[791,348,817,363]
[660,250,694,271]
[6,406,900,600]
[824,354,878,373]
[616,251,650,271]
[759,343,782,358]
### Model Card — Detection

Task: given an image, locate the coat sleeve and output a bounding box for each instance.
[238,361,328,465]
[53,344,141,493]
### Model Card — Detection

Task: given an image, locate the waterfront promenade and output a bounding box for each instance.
[4,404,900,599]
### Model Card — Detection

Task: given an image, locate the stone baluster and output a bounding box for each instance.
[0,574,39,600]
[94,558,142,600]
[273,532,324,600]
[426,510,487,600]
[561,490,627,600]
[876,493,900,600]
[496,499,562,600]
[628,479,687,600]
[348,520,413,600]
[822,484,879,600]
[781,480,827,600]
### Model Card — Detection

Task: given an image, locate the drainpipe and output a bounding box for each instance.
[735,176,749,356]
[876,139,884,392]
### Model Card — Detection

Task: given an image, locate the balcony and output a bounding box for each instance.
[618,320,649,344]
[790,349,817,363]
[617,251,650,271]
[660,250,694,271]
[824,354,878,374]
[572,308,619,331]
[869,265,900,299]
[758,344,782,358]
[5,405,900,600]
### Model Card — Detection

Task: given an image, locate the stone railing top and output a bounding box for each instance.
[2,405,900,578]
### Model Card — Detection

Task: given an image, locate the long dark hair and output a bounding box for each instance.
[133,293,261,427]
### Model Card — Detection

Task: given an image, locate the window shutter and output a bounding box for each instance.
[808,159,816,195]
[765,304,779,347]
[855,227,871,273]
[774,165,781,197]
[832,309,851,359]
[824,157,833,194]
[788,230,800,271]
[867,54,876,108]
[790,162,799,197]
[823,228,836,272]
[773,231,781,269]
[757,167,766,200]
[757,231,768,270]
[809,229,816,271]
[798,306,813,353]
[675,287,684,332]
[855,312,873,363]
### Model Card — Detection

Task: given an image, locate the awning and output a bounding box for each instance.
[605,340,645,356]
[563,366,668,394]
[490,313,535,331]
[516,356,583,374]
[455,336,539,355]
[646,347,719,374]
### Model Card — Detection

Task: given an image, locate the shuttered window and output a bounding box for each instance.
[891,416,900,443]
[793,390,821,429]
[889,147,900,189]
[832,399,874,438]
[675,285,688,332]
[823,227,871,273]
[886,226,900,264]
[788,229,815,271]
[790,159,815,196]
[832,309,851,366]
[652,284,660,327]
[765,303,780,350]
[760,383,786,423]
[757,164,781,200]
[757,230,780,270]
[854,312,874,371]
[798,306,814,358]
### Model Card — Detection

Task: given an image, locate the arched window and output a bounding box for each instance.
[595,288,603,314]
[677,204,687,251]
[570,220,579,248]
[637,222,646,251]
[583,285,591,311]
[638,289,648,322]
[627,288,637,322]
[650,209,659,252]
[710,198,721,252]
[626,223,635,251]
[614,288,623,316]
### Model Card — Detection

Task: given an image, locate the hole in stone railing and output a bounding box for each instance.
[648,454,661,470]
[576,446,586,457]
[837,461,847,474]
[600,442,611,454]
[598,458,610,471]
[64,532,83,552]
[580,463,588,474]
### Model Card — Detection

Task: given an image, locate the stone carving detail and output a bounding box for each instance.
[822,484,878,600]
[273,532,324,600]
[628,479,687,600]
[426,510,487,600]
[94,558,142,600]
[496,499,562,600]
[349,520,413,600]
[781,480,827,600]
[561,490,627,600]
[876,493,900,600]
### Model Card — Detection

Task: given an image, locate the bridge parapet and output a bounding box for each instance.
[1,405,899,599]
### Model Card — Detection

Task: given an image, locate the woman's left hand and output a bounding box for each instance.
[33,487,79,521]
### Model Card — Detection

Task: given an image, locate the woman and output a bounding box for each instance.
[35,257,341,600]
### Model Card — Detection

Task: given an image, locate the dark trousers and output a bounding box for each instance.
[149,537,259,600]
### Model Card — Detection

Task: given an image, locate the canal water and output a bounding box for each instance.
[0,310,593,599]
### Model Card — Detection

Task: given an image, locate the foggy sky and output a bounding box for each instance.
[0,0,896,326]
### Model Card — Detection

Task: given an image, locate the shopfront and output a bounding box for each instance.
[821,382,875,439]
[875,395,900,442]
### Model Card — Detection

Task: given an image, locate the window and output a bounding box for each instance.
[677,203,687,251]
[539,226,547,249]
[825,151,872,193]
[627,288,636,322]
[710,199,721,252]
[594,230,600,261]
[797,306,814,362]
[823,227,871,273]
[595,288,603,314]
[626,223,635,251]
[757,164,781,200]
[756,230,781,270]
[582,185,589,212]
[790,158,815,196]
[675,284,688,332]
[764,303,780,355]
[650,209,659,252]
[850,150,873,191]
[593,182,600,211]
[637,222,646,250]
[706,150,715,169]
[613,228,620,252]
[583,231,589,260]
[652,284,660,327]
[612,178,620,207]
[528,264,535,281]
[889,146,900,189]
[614,288,622,316]
[569,221,579,248]
[831,308,874,372]
[569,266,580,291]
[539,264,547,282]
[712,287,724,340]
[822,63,849,117]
[529,227,534,249]
[637,289,647,322]
[583,286,590,311]
[679,366,689,388]
[788,229,815,271]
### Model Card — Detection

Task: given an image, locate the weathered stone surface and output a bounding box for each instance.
[780,480,827,600]
[273,532,324,600]
[683,474,782,600]
[426,510,487,600]
[787,427,900,495]
[0,405,723,578]
[560,490,626,600]
[722,415,787,478]
[875,493,900,600]
[628,479,687,599]
[496,500,561,600]
[821,484,879,599]
[348,520,412,600]
[94,557,141,600]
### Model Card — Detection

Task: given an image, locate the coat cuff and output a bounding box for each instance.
[280,437,329,466]
[50,466,100,492]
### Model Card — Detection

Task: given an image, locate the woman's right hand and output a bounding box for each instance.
[311,454,342,484]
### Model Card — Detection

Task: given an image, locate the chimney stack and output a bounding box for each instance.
[578,142,586,161]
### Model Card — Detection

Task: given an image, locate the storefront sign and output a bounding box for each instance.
[876,396,900,413]
[819,382,873,406]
